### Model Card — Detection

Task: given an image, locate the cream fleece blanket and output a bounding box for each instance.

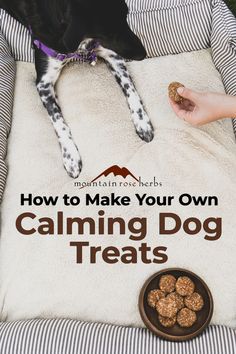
[0,49,236,328]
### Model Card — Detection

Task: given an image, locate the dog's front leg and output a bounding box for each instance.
[35,53,82,178]
[97,48,154,143]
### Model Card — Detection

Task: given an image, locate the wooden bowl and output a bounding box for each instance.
[139,268,214,341]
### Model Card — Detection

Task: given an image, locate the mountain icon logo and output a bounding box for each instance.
[79,165,139,189]
[90,165,139,183]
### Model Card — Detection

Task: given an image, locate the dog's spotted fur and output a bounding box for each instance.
[36,41,154,178]
[98,47,154,143]
[36,57,82,178]
[0,0,153,178]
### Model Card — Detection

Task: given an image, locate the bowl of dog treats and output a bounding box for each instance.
[139,268,213,341]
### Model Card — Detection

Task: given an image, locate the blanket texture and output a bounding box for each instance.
[0,49,236,329]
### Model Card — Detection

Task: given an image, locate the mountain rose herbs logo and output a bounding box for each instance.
[74,165,162,189]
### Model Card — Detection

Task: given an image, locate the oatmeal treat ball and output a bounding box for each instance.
[156,297,178,318]
[185,292,204,312]
[159,315,177,328]
[167,292,184,311]
[168,82,185,103]
[147,289,166,308]
[177,308,197,328]
[176,276,195,296]
[159,274,176,293]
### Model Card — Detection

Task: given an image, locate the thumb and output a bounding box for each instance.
[177,87,198,101]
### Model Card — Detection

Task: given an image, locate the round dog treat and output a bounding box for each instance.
[167,292,184,311]
[159,315,176,328]
[147,289,165,308]
[185,292,204,311]
[159,274,176,293]
[176,276,195,296]
[168,82,185,103]
[156,297,178,318]
[177,308,197,328]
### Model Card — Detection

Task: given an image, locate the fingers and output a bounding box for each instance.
[177,87,198,102]
[169,98,193,121]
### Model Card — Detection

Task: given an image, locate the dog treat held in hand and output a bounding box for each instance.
[168,82,185,103]
[147,289,166,308]
[177,308,197,328]
[156,297,178,318]
[167,292,185,311]
[159,274,176,293]
[185,292,204,312]
[159,315,177,328]
[176,276,195,296]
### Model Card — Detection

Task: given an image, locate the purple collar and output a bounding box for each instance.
[30,28,99,64]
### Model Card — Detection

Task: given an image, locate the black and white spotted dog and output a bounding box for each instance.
[0,0,154,178]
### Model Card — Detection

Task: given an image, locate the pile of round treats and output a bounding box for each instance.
[147,274,204,328]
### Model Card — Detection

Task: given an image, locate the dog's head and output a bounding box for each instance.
[63,0,147,60]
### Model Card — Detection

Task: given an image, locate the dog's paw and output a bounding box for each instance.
[61,141,82,179]
[136,121,154,143]
[133,110,154,143]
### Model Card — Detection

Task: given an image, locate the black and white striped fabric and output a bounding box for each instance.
[0,319,235,354]
[0,27,15,204]
[126,0,213,57]
[0,9,33,62]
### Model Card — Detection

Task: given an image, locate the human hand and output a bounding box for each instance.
[169,87,236,126]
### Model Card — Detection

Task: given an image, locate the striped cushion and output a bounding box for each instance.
[0,319,235,354]
[0,28,15,203]
[126,0,213,57]
[0,10,33,62]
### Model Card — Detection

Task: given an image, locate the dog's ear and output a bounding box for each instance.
[63,17,84,51]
